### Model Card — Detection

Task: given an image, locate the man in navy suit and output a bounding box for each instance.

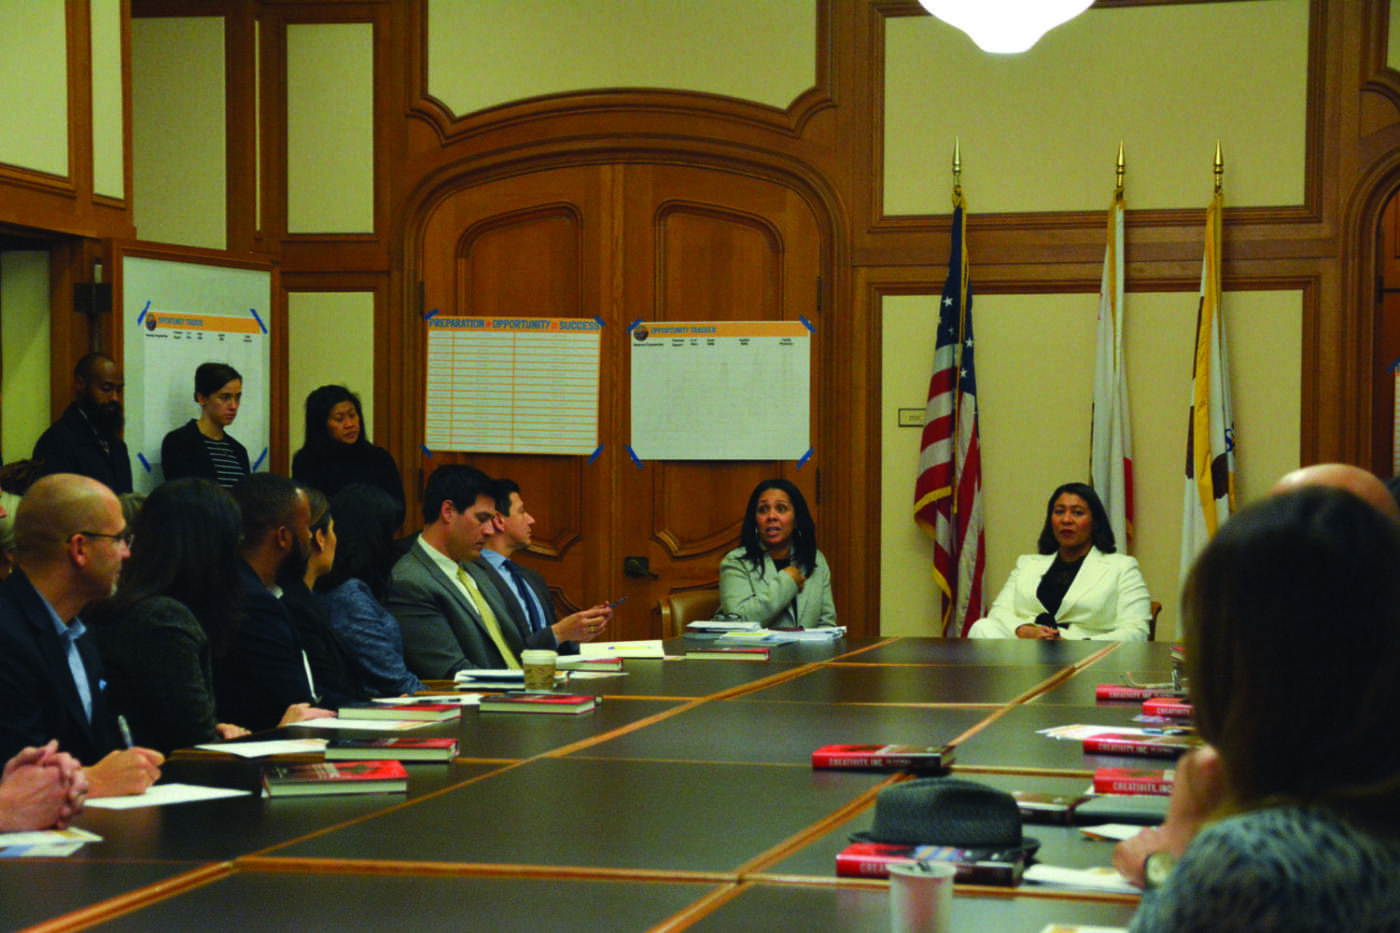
[0,474,161,797]
[474,478,610,655]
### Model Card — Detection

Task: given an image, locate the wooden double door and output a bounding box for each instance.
[416,162,828,638]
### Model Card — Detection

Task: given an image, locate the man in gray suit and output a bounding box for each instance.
[387,465,527,678]
[474,478,611,655]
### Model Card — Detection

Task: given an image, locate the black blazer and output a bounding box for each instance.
[0,570,118,764]
[160,420,251,485]
[32,404,132,494]
[212,561,318,730]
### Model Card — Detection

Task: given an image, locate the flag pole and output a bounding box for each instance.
[953,136,962,200]
[949,138,964,530]
[1213,140,1223,194]
[1115,140,1125,197]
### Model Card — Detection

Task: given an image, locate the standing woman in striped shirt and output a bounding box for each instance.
[160,362,251,488]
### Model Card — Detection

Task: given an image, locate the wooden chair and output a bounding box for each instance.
[657,587,721,639]
[1148,601,1162,641]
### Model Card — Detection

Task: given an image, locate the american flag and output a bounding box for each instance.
[914,192,985,637]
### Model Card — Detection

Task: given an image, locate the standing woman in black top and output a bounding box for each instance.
[291,385,405,522]
[160,362,251,488]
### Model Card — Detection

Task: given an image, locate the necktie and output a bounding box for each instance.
[457,565,521,669]
[502,560,544,633]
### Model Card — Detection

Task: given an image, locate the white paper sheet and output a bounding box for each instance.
[84,783,251,810]
[629,321,810,461]
[193,739,327,758]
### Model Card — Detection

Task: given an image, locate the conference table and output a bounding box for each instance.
[2,637,1182,932]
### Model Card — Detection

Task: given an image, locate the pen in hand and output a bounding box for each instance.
[117,714,134,749]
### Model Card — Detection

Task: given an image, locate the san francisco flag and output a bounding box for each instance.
[1090,190,1134,550]
[1179,189,1236,577]
[914,191,985,636]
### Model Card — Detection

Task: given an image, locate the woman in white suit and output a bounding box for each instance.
[968,482,1151,640]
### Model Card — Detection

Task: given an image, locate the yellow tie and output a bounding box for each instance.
[457,565,521,669]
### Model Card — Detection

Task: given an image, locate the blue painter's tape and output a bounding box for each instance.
[587,445,604,465]
[796,448,813,469]
[626,319,643,333]
[252,448,268,471]
[625,446,643,469]
[424,308,440,320]
[799,315,815,333]
[136,300,151,325]
[420,445,433,458]
[249,308,267,334]
[137,453,151,473]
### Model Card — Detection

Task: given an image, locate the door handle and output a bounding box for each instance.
[623,556,658,578]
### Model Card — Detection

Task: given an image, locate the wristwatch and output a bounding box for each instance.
[1143,850,1178,889]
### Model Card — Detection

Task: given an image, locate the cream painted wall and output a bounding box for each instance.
[0,2,68,177]
[1390,3,1400,71]
[91,0,125,199]
[885,0,1308,213]
[1,253,53,464]
[287,292,376,455]
[286,23,374,234]
[881,289,1300,641]
[131,17,226,250]
[427,0,814,115]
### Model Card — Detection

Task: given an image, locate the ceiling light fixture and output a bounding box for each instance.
[917,0,1094,54]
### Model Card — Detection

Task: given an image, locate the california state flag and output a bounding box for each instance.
[1179,190,1235,577]
[1090,191,1132,550]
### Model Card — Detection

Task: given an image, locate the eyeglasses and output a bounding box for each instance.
[72,530,134,547]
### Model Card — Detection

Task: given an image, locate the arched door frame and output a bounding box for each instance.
[384,139,881,631]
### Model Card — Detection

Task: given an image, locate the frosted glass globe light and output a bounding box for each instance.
[918,0,1094,54]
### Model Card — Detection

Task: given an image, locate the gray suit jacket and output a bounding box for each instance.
[473,556,580,655]
[387,538,525,678]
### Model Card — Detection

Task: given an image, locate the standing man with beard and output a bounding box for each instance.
[32,354,133,495]
[218,474,334,731]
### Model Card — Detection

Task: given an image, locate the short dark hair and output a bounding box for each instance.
[195,362,242,400]
[320,483,402,600]
[91,478,243,657]
[1036,482,1116,555]
[1184,486,1400,830]
[421,465,494,525]
[491,478,520,516]
[738,478,818,575]
[232,473,302,547]
[74,352,115,383]
[302,384,366,452]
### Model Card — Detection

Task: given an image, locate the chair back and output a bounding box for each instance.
[658,587,721,638]
[1149,601,1162,641]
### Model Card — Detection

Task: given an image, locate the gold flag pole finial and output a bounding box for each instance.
[1115,141,1125,197]
[953,137,962,200]
[1213,140,1224,194]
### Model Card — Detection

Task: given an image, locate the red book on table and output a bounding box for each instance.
[1092,767,1175,795]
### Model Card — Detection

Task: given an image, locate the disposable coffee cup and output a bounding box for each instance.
[889,861,956,933]
[521,650,557,691]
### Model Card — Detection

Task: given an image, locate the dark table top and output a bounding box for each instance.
[950,702,1188,772]
[261,756,886,874]
[681,880,1137,933]
[741,662,1072,705]
[568,698,988,765]
[2,637,1154,932]
[61,868,727,933]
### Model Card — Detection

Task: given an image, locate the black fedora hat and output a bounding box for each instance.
[852,777,1040,853]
